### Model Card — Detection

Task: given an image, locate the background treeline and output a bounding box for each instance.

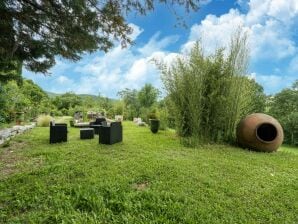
[0,51,297,146]
[267,81,298,146]
[0,67,164,127]
[0,80,122,123]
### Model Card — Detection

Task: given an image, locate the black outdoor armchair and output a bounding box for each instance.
[99,122,122,144]
[50,122,68,144]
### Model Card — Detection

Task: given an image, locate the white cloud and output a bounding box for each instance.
[128,23,144,41]
[289,56,298,73]
[69,25,180,97]
[246,0,298,25]
[183,0,298,61]
[250,73,296,94]
[138,32,179,56]
[250,19,296,60]
[149,51,181,68]
[125,59,149,81]
[56,75,72,84]
[182,9,246,55]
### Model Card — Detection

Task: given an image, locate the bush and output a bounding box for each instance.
[158,30,256,143]
[139,107,149,123]
[37,115,53,127]
[61,108,69,116]
[50,110,63,117]
[280,112,298,146]
[157,108,168,130]
[0,114,6,124]
[147,108,158,122]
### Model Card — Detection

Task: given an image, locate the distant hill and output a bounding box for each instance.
[46,91,117,101]
[46,91,60,98]
[46,91,98,98]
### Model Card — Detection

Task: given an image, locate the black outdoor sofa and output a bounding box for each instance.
[49,121,67,144]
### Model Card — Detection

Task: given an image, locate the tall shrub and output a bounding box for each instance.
[158,31,255,143]
[269,80,298,146]
[37,115,53,127]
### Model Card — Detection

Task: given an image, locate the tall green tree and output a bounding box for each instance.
[138,83,160,108]
[52,92,82,114]
[269,80,298,145]
[22,79,47,104]
[1,0,200,73]
[3,80,30,121]
[117,88,140,120]
[22,79,48,118]
[248,79,266,113]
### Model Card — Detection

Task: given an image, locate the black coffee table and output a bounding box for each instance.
[80,128,94,139]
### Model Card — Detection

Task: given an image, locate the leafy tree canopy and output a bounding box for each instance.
[22,79,48,105]
[247,79,266,113]
[0,0,200,73]
[269,79,298,145]
[269,82,298,118]
[138,83,160,108]
[52,92,82,110]
[0,59,23,84]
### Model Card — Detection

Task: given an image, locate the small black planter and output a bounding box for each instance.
[150,119,160,134]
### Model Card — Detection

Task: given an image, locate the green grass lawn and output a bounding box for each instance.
[0,122,297,223]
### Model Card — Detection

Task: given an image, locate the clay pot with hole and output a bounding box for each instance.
[236,113,284,152]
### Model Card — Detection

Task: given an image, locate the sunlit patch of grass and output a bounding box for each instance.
[0,122,297,223]
[280,145,298,155]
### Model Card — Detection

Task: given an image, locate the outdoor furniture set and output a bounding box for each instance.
[49,118,122,145]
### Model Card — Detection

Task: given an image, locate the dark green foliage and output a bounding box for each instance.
[22,80,47,103]
[117,84,160,122]
[248,79,266,113]
[2,80,30,121]
[0,59,23,85]
[0,79,51,123]
[269,80,298,146]
[281,112,298,146]
[22,79,49,119]
[43,92,120,118]
[0,83,7,123]
[147,108,158,120]
[138,84,160,123]
[0,0,200,73]
[52,92,82,112]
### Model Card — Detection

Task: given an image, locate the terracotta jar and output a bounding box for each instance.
[236,113,284,152]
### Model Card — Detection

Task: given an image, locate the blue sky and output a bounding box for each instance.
[23,0,298,98]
